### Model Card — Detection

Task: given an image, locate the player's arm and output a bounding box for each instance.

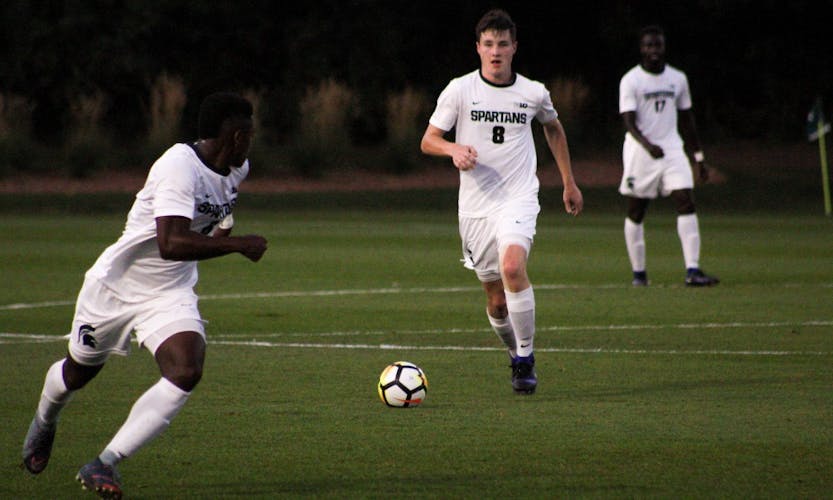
[678,108,709,182]
[420,124,478,171]
[621,111,664,159]
[156,215,267,262]
[542,118,583,216]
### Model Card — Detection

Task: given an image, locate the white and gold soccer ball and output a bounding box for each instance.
[377,361,428,408]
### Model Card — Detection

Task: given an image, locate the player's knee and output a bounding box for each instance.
[671,190,696,214]
[488,301,507,319]
[626,211,645,224]
[63,356,104,391]
[502,260,525,282]
[626,199,648,223]
[165,364,203,392]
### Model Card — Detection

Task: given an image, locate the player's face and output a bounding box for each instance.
[640,33,666,73]
[476,29,516,84]
[230,124,254,167]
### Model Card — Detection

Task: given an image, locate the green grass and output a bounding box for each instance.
[2,198,832,498]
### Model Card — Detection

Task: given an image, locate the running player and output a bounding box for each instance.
[619,25,719,287]
[21,92,268,499]
[421,8,583,394]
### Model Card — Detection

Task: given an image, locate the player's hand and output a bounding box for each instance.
[563,184,584,216]
[237,235,268,262]
[451,144,478,171]
[647,143,664,159]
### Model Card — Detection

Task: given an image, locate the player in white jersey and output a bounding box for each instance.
[619,25,719,287]
[421,9,583,394]
[22,92,268,498]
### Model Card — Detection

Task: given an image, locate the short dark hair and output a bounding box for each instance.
[476,9,516,41]
[197,92,253,139]
[639,25,665,40]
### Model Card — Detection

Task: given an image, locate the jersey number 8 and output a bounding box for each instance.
[492,126,505,144]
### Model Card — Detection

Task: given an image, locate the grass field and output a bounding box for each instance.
[2,191,832,498]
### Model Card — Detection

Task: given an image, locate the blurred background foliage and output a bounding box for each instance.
[0,0,830,178]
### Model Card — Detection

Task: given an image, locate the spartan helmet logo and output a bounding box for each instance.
[78,324,97,348]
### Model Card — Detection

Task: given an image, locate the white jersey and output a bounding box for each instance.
[619,64,692,150]
[85,143,248,300]
[429,70,558,218]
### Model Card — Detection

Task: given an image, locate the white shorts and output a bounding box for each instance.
[619,136,694,198]
[459,202,539,282]
[67,277,206,366]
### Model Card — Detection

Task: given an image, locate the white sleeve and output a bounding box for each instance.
[535,83,558,123]
[151,158,196,220]
[619,73,638,113]
[676,73,693,110]
[428,79,460,132]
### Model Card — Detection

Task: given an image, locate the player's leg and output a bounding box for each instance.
[95,328,203,465]
[22,355,103,474]
[500,243,533,352]
[620,136,660,286]
[23,277,126,475]
[625,196,650,286]
[499,242,537,394]
[482,279,516,358]
[77,290,205,497]
[670,188,699,269]
[670,188,719,286]
[78,330,203,498]
[495,202,538,395]
[460,216,518,356]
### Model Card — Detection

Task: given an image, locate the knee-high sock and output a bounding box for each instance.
[624,218,646,272]
[506,287,535,358]
[487,310,516,358]
[677,213,701,269]
[37,359,74,426]
[100,378,189,466]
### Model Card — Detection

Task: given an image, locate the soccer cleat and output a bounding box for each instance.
[685,268,720,287]
[631,271,649,287]
[21,416,56,474]
[77,458,123,499]
[511,354,537,395]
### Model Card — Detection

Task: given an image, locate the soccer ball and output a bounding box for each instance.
[377,361,428,408]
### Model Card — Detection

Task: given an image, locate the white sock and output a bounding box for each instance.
[624,218,646,272]
[505,287,535,358]
[677,214,701,269]
[487,310,516,358]
[100,378,190,465]
[36,359,74,426]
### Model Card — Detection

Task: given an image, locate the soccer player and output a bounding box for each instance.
[421,9,583,394]
[619,25,719,287]
[21,92,268,498]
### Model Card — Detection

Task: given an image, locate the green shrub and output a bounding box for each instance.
[291,79,354,178]
[384,87,429,174]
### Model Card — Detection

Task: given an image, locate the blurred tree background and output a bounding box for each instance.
[0,0,830,178]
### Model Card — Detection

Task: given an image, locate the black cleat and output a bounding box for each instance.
[77,458,123,499]
[685,269,720,287]
[22,416,56,474]
[511,355,537,395]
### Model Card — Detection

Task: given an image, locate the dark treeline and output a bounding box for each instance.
[1,0,830,148]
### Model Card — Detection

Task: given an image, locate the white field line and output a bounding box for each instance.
[2,318,832,356]
[208,340,831,357]
[1,282,832,311]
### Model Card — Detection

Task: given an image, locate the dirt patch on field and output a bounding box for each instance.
[0,158,630,195]
[6,139,816,195]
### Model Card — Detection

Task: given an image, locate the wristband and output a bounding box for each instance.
[217,214,234,230]
[693,151,705,163]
